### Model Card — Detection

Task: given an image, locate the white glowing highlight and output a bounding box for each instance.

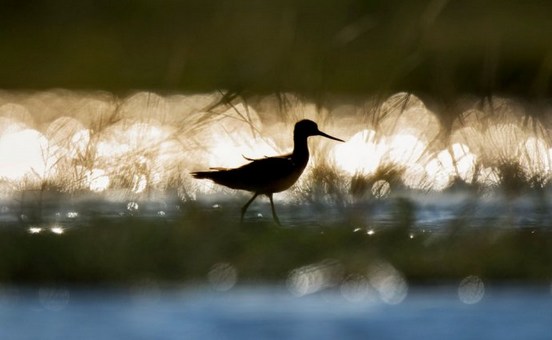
[127,202,139,212]
[66,211,79,218]
[332,129,383,175]
[28,227,42,234]
[0,129,52,181]
[87,169,110,192]
[50,226,64,235]
[386,134,426,166]
[132,175,148,193]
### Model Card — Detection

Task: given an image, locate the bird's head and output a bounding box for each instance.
[294,119,344,142]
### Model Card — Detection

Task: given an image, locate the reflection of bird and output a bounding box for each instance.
[191,120,344,225]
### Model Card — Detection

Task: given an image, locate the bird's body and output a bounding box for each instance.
[191,120,343,224]
[192,153,305,194]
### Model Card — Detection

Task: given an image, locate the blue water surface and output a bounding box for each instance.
[0,285,551,340]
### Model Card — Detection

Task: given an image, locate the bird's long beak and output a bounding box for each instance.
[317,130,345,142]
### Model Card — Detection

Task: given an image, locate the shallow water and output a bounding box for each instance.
[5,188,552,232]
[1,286,551,340]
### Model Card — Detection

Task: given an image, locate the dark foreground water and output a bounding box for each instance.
[1,286,551,340]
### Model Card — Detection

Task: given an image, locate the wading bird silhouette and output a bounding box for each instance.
[191,119,344,225]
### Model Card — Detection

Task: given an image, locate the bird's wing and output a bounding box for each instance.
[201,156,294,191]
[242,153,292,162]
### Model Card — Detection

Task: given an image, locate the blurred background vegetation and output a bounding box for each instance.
[1,0,552,100]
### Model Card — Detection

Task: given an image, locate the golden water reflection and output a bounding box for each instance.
[0,90,550,201]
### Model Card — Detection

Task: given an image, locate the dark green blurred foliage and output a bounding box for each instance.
[1,210,552,286]
[1,0,551,98]
[392,197,415,229]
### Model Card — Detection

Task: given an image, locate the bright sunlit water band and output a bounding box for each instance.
[0,90,550,202]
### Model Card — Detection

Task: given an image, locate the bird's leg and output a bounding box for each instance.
[241,193,259,222]
[268,194,281,226]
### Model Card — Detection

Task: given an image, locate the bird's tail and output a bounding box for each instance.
[190,168,245,190]
[191,168,229,180]
[190,171,214,179]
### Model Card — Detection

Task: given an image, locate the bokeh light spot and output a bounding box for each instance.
[340,274,377,303]
[458,275,485,304]
[287,259,343,297]
[38,286,70,311]
[371,180,391,198]
[207,263,238,292]
[368,261,408,305]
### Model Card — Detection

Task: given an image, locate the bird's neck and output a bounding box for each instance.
[292,135,310,166]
